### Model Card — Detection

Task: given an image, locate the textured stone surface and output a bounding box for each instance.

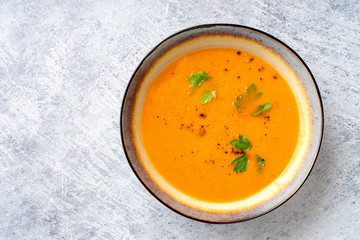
[0,0,359,239]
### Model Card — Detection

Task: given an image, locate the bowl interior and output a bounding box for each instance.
[121,25,323,222]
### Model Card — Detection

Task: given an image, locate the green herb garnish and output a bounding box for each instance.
[257,155,265,174]
[253,102,272,115]
[200,91,213,104]
[230,135,251,151]
[246,83,263,98]
[246,83,256,95]
[233,94,243,112]
[230,135,251,173]
[231,155,248,173]
[187,71,211,89]
[233,102,240,111]
[229,135,266,174]
[234,84,263,113]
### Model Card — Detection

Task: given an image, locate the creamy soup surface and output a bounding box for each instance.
[141,48,300,203]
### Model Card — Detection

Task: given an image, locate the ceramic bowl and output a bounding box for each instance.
[120,24,323,223]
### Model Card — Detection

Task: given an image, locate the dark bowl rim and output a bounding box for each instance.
[119,23,324,224]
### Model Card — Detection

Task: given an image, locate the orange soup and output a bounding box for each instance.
[140,48,300,203]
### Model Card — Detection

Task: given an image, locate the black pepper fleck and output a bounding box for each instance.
[199,113,207,118]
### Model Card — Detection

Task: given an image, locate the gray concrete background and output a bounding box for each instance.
[0,0,359,239]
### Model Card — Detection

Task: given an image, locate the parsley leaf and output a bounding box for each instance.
[246,83,257,95]
[187,71,211,89]
[253,102,272,115]
[230,135,251,151]
[200,91,213,104]
[246,83,263,98]
[233,101,240,111]
[231,155,248,173]
[257,155,265,174]
[233,94,243,112]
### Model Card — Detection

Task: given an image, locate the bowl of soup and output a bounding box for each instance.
[121,24,323,222]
